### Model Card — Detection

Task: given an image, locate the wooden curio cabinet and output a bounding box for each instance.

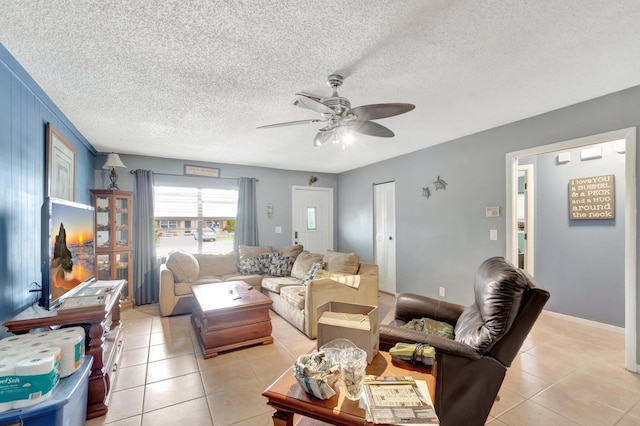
[91,189,134,309]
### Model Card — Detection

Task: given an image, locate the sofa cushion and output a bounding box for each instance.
[238,245,273,261]
[323,250,360,275]
[166,251,199,282]
[454,256,529,353]
[277,244,304,259]
[261,277,303,293]
[223,274,263,287]
[301,261,325,286]
[280,285,306,310]
[195,252,239,276]
[269,255,295,277]
[291,251,324,279]
[237,256,262,275]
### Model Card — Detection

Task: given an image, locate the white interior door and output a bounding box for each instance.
[374,182,396,294]
[292,186,333,254]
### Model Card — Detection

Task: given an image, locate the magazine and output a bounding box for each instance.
[360,376,439,425]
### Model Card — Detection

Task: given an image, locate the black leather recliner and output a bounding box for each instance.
[379,256,550,426]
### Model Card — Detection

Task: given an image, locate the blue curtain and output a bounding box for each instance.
[132,170,158,305]
[233,177,259,250]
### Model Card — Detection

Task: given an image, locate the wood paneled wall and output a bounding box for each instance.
[0,44,96,335]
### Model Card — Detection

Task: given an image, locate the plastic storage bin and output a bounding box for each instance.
[0,355,92,426]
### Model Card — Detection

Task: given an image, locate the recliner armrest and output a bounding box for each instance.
[379,324,482,360]
[395,293,465,326]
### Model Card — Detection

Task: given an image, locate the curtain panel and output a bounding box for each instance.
[132,169,159,305]
[233,177,259,250]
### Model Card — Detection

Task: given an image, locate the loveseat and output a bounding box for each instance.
[159,245,379,339]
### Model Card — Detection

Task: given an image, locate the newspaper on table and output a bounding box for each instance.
[360,375,439,425]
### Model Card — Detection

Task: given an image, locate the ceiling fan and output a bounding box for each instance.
[257,74,415,147]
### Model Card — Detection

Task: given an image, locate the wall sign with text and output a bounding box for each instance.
[184,164,220,177]
[569,174,615,220]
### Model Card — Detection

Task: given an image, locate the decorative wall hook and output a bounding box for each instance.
[266,203,274,218]
[422,187,431,199]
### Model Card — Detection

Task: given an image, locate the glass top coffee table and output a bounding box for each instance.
[262,351,437,425]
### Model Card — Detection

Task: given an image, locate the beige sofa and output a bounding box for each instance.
[158,246,379,339]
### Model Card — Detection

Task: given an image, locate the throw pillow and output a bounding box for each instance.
[403,318,455,339]
[269,255,296,277]
[258,252,274,273]
[238,245,273,261]
[322,250,359,275]
[277,244,304,260]
[165,251,199,282]
[291,251,324,279]
[237,256,262,275]
[301,261,325,285]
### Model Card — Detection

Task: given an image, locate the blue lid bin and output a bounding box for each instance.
[0,355,93,426]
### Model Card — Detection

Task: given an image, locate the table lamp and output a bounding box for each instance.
[102,153,126,189]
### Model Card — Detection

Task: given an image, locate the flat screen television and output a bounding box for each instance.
[41,197,96,310]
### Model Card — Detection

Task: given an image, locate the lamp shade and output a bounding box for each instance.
[102,153,126,170]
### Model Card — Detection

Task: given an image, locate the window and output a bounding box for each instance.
[154,186,238,256]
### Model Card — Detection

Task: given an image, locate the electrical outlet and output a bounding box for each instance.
[439,287,446,297]
[490,229,498,240]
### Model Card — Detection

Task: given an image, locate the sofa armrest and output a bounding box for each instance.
[394,292,465,326]
[159,264,176,316]
[304,263,379,339]
[379,324,482,360]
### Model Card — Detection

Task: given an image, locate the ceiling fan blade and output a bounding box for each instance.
[295,93,334,115]
[348,120,395,137]
[313,131,333,147]
[257,118,325,129]
[348,103,415,121]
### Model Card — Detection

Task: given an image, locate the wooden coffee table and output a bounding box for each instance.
[191,280,273,358]
[262,351,437,426]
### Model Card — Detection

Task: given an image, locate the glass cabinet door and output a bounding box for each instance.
[95,195,111,249]
[115,196,130,249]
[97,254,112,280]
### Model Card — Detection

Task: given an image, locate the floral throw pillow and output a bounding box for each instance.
[301,261,325,285]
[269,255,296,277]
[237,257,262,275]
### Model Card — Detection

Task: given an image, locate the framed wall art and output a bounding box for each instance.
[46,122,76,201]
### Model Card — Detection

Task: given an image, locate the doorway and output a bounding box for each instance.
[506,127,637,372]
[517,164,534,274]
[374,181,397,294]
[292,186,334,254]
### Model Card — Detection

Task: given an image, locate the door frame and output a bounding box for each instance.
[517,164,535,274]
[506,127,637,372]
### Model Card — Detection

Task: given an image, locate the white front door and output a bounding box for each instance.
[292,186,333,254]
[374,182,396,294]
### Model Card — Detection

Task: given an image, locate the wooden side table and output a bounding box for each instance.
[262,351,437,426]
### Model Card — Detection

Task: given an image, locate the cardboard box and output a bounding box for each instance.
[317,301,379,363]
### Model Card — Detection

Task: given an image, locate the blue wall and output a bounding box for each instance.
[0,45,96,336]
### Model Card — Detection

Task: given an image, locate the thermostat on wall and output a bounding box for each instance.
[486,207,501,217]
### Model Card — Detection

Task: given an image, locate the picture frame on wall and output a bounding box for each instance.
[46,122,76,201]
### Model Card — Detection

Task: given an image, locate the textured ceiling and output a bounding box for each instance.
[2,1,640,173]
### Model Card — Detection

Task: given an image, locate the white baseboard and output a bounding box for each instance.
[541,309,625,334]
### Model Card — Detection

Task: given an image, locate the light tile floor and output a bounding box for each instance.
[86,293,640,426]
